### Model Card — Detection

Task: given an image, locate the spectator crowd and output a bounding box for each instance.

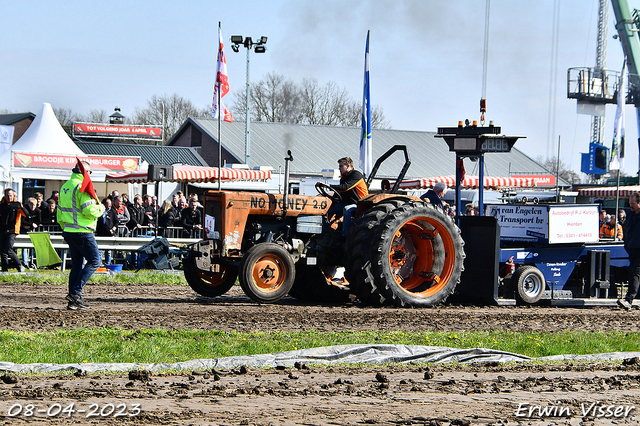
[0,189,203,271]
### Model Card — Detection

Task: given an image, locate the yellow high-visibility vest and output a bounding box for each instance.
[56,173,103,233]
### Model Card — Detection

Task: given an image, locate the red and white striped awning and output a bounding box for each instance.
[106,165,271,183]
[105,170,150,183]
[578,185,640,198]
[172,165,271,183]
[398,175,536,190]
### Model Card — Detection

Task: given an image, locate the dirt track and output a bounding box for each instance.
[2,282,640,333]
[1,281,640,425]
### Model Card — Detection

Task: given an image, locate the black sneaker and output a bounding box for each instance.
[66,294,90,310]
[617,299,632,311]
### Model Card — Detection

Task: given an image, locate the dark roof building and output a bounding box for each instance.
[169,118,564,184]
[75,141,208,167]
[0,112,36,143]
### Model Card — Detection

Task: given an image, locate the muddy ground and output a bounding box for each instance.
[1,281,640,425]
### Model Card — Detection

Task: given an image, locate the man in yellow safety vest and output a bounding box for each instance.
[57,160,104,310]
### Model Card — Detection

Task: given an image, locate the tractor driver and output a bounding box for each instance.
[326,157,369,236]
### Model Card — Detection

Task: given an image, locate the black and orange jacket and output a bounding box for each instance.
[600,222,623,239]
[0,197,25,235]
[20,206,41,234]
[330,169,369,205]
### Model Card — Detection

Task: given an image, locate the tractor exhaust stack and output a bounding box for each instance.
[282,150,293,217]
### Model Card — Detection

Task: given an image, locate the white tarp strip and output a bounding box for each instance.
[3,344,636,375]
[539,352,640,362]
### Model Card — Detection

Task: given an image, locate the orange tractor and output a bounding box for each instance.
[183,146,465,307]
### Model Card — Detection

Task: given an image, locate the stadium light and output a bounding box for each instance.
[230,35,268,168]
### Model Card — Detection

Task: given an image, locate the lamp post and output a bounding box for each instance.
[160,101,165,165]
[230,35,267,168]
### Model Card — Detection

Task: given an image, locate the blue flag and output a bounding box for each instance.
[360,31,372,178]
[610,61,626,170]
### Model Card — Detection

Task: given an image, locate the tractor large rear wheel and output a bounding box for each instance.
[239,243,295,303]
[344,200,407,306]
[371,201,464,307]
[184,256,237,297]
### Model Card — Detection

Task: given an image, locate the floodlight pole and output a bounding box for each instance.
[245,47,251,168]
[161,101,165,165]
[231,35,267,169]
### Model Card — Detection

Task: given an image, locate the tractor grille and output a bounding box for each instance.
[204,199,222,240]
[297,215,323,234]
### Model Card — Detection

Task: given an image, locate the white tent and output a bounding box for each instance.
[0,102,84,173]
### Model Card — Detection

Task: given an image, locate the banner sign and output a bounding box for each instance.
[486,204,599,244]
[486,204,549,243]
[547,204,599,244]
[0,125,14,156]
[511,174,556,187]
[72,123,162,140]
[12,152,139,172]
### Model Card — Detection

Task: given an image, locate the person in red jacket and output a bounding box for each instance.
[0,189,25,272]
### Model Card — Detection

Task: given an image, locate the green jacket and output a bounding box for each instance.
[56,172,104,233]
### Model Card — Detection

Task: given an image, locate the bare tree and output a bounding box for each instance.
[344,100,390,129]
[370,107,389,129]
[84,108,109,124]
[231,72,389,128]
[53,107,79,126]
[132,94,203,143]
[300,78,351,126]
[53,107,114,126]
[249,73,301,123]
[536,156,581,184]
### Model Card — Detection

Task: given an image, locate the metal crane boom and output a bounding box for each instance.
[611,0,640,76]
[591,0,609,148]
[567,0,640,176]
[611,0,640,172]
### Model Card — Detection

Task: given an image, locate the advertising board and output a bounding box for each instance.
[485,204,600,244]
[547,204,599,244]
[12,152,139,172]
[73,123,162,140]
[510,174,556,187]
[486,204,549,243]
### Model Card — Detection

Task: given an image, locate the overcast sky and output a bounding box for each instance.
[2,0,637,177]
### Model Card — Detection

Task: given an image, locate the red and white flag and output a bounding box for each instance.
[212,26,233,122]
[76,158,98,202]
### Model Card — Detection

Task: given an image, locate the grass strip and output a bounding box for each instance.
[0,329,638,365]
[0,270,187,286]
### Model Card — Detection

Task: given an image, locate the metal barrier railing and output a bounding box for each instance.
[28,224,201,239]
[38,224,62,234]
[11,220,203,271]
[129,226,202,239]
[14,233,201,271]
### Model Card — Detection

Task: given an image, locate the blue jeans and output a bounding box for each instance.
[1,233,21,271]
[63,232,100,297]
[326,203,356,236]
[101,250,112,265]
[626,248,640,302]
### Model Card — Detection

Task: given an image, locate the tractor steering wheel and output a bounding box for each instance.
[315,182,342,203]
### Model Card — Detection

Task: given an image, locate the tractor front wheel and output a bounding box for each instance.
[184,256,237,297]
[239,243,295,303]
